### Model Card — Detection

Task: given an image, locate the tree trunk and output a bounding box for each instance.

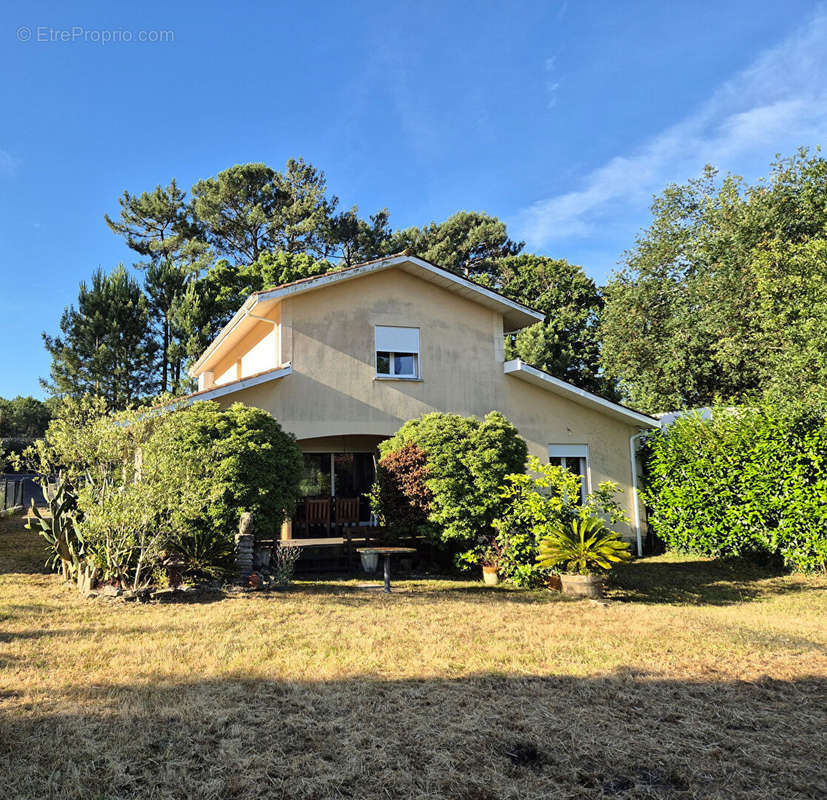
[161,319,170,393]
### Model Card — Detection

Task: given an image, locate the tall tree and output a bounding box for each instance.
[271,157,337,256]
[191,159,337,265]
[190,163,279,265]
[174,251,333,363]
[600,149,827,413]
[43,266,157,408]
[324,207,392,266]
[104,179,191,259]
[391,211,523,282]
[106,181,208,393]
[499,255,615,397]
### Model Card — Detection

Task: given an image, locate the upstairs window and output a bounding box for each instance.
[375,326,420,379]
[548,444,590,504]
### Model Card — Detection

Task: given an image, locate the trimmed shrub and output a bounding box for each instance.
[143,401,304,559]
[645,406,827,572]
[24,396,304,587]
[376,411,527,547]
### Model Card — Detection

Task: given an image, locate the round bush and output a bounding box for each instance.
[144,401,304,544]
[376,411,527,546]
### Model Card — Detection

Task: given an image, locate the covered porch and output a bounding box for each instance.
[281,434,384,541]
[273,434,430,572]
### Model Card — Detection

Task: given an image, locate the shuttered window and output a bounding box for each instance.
[375,326,420,378]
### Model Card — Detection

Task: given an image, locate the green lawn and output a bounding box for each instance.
[1,513,825,799]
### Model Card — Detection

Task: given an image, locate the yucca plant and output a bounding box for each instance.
[536,516,632,575]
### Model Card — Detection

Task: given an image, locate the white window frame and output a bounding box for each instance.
[547,444,591,504]
[374,326,421,380]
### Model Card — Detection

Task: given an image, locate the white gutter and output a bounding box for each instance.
[629,431,645,557]
[247,313,278,325]
[177,365,292,406]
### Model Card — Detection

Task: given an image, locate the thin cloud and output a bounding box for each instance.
[0,148,19,175]
[516,9,827,247]
[545,56,560,109]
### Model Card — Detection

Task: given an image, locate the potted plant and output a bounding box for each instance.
[535,515,632,598]
[480,540,502,586]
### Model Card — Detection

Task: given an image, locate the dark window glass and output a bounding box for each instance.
[376,351,391,374]
[549,455,586,504]
[393,353,416,376]
[334,453,375,498]
[300,453,331,497]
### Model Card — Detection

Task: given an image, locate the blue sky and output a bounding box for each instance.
[2,0,826,398]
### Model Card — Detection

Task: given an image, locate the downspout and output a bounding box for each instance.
[629,432,645,557]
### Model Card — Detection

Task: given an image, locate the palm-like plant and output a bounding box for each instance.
[536,516,632,575]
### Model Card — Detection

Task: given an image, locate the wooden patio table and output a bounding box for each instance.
[356,547,416,593]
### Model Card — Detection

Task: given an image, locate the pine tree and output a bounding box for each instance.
[106,181,208,393]
[42,266,158,408]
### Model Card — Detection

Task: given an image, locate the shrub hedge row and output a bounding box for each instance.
[645,406,827,572]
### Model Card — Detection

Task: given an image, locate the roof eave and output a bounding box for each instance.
[188,294,259,377]
[503,359,659,428]
[175,365,292,405]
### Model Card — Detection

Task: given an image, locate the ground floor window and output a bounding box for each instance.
[547,444,590,504]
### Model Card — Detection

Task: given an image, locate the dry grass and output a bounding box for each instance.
[1,513,825,799]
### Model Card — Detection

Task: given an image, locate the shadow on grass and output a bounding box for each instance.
[606,556,822,606]
[288,575,554,605]
[0,669,824,799]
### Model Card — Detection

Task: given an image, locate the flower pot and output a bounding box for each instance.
[560,573,603,598]
[482,565,499,586]
[547,574,562,592]
[360,551,379,573]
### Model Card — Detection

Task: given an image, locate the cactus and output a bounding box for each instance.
[26,475,86,581]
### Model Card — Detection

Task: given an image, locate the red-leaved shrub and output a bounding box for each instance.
[370,442,432,536]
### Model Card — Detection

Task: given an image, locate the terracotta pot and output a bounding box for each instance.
[560,573,603,598]
[482,565,499,586]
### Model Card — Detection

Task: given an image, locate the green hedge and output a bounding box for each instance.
[645,406,827,572]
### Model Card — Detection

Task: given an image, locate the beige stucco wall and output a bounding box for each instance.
[200,267,646,537]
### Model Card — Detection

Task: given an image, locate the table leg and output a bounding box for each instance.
[383,554,391,593]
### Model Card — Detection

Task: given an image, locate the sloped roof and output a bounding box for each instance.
[190,254,543,377]
[156,366,293,409]
[503,359,659,428]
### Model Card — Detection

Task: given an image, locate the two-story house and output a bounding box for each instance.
[183,253,659,550]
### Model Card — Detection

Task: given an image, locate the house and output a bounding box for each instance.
[184,253,659,551]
